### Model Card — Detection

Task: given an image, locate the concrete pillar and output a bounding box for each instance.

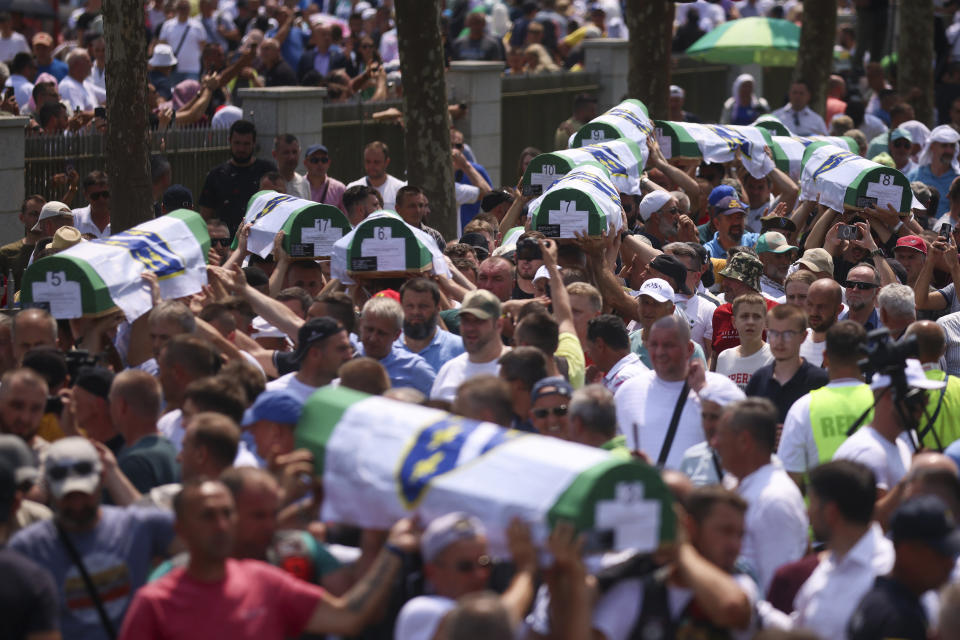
[238,87,328,166]
[0,117,27,244]
[582,38,629,112]
[447,61,503,187]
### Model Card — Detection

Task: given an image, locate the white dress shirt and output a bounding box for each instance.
[602,352,649,394]
[72,205,111,238]
[773,105,828,136]
[58,75,99,112]
[736,461,809,594]
[791,523,894,639]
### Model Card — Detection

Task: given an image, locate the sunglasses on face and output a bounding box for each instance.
[307,156,330,164]
[532,405,568,419]
[452,555,492,573]
[211,238,231,247]
[88,190,110,201]
[844,280,879,290]
[47,460,96,481]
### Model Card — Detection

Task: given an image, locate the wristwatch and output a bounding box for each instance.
[870,248,884,258]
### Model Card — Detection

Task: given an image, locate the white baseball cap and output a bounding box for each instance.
[31,201,73,231]
[637,277,674,303]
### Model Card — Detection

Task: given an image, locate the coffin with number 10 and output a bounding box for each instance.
[521,138,647,197]
[528,163,625,239]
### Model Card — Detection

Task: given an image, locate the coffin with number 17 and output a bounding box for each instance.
[20,209,210,321]
[241,190,352,260]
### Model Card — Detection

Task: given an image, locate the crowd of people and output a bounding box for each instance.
[2,1,960,640]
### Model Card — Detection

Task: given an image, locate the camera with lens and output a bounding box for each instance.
[858,328,918,383]
[515,237,542,261]
[44,350,100,415]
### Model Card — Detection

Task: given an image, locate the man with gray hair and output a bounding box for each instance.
[359,296,436,396]
[680,376,745,486]
[878,283,917,338]
[58,47,97,112]
[566,384,627,456]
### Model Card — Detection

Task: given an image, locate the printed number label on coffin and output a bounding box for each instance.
[530,164,558,188]
[396,417,522,508]
[31,271,82,318]
[865,176,903,211]
[96,229,187,279]
[359,227,405,271]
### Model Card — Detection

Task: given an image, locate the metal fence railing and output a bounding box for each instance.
[321,98,407,183]
[24,126,230,208]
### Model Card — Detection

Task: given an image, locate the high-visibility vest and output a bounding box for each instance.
[808,383,875,464]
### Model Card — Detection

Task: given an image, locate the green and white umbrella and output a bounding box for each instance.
[569,99,653,149]
[331,210,449,283]
[21,209,210,320]
[242,190,352,259]
[799,141,920,213]
[685,17,801,67]
[654,121,775,178]
[297,386,676,554]
[528,163,625,238]
[522,138,647,196]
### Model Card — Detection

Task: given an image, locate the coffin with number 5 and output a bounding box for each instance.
[330,210,451,283]
[528,163,625,239]
[521,138,647,197]
[798,141,920,214]
[241,190,352,260]
[20,209,210,320]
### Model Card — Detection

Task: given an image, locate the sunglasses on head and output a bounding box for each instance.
[88,190,110,201]
[211,238,231,246]
[532,405,568,419]
[308,156,330,164]
[844,280,879,290]
[452,555,492,573]
[47,460,96,481]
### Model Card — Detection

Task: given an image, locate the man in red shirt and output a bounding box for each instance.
[119,479,419,640]
[711,252,778,366]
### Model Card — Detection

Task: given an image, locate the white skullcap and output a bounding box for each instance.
[698,376,746,407]
[917,124,960,173]
[637,190,672,222]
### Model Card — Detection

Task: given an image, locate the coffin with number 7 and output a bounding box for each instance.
[653,121,775,179]
[798,141,918,213]
[521,138,647,197]
[21,209,210,321]
[241,190,351,260]
[568,99,653,149]
[296,386,676,554]
[528,163,625,239]
[330,210,450,283]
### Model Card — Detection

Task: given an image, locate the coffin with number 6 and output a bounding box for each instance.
[521,138,647,197]
[330,210,450,283]
[528,163,625,239]
[798,141,919,214]
[568,98,653,149]
[21,209,210,320]
[241,190,351,260]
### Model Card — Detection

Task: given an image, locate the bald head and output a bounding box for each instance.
[905,320,946,363]
[912,452,959,477]
[808,278,842,306]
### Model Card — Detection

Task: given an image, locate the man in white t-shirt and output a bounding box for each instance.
[58,48,98,113]
[715,292,773,391]
[344,141,406,212]
[834,359,944,495]
[615,315,726,470]
[430,290,508,402]
[395,512,537,640]
[159,0,207,79]
[663,242,717,357]
[799,278,842,367]
[266,317,354,403]
[0,13,29,63]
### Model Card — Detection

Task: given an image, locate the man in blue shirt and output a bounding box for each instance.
[704,195,760,259]
[360,294,436,396]
[908,125,960,219]
[396,277,466,373]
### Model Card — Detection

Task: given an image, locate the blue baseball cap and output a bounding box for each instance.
[305,143,329,158]
[530,376,573,403]
[241,390,303,427]
[708,184,737,207]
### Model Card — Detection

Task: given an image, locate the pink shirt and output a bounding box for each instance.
[310,176,347,212]
[119,559,324,640]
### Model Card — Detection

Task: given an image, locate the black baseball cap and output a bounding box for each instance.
[74,366,115,400]
[459,232,490,261]
[889,495,960,558]
[481,189,514,212]
[649,254,692,295]
[162,184,194,212]
[292,317,344,362]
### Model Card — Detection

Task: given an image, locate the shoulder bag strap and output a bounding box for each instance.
[917,374,949,451]
[172,21,192,60]
[657,381,691,467]
[56,523,117,640]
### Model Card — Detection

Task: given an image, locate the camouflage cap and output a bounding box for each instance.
[719,252,762,292]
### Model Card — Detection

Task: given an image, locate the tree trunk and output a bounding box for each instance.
[897,0,933,126]
[101,0,152,233]
[624,0,674,119]
[793,0,837,117]
[395,0,456,240]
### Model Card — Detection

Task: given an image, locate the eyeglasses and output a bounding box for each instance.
[452,555,492,572]
[452,142,464,150]
[767,329,801,341]
[844,280,879,290]
[47,460,96,481]
[211,237,231,246]
[88,190,110,201]
[308,156,329,164]
[532,405,568,418]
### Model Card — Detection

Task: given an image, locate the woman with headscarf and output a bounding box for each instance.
[720,74,769,125]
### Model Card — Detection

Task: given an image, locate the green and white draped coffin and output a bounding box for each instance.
[769,135,858,181]
[242,190,352,259]
[751,114,792,137]
[331,210,450,283]
[568,99,653,149]
[799,142,918,213]
[296,387,677,554]
[21,209,210,320]
[522,138,647,196]
[528,163,625,238]
[653,121,775,178]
